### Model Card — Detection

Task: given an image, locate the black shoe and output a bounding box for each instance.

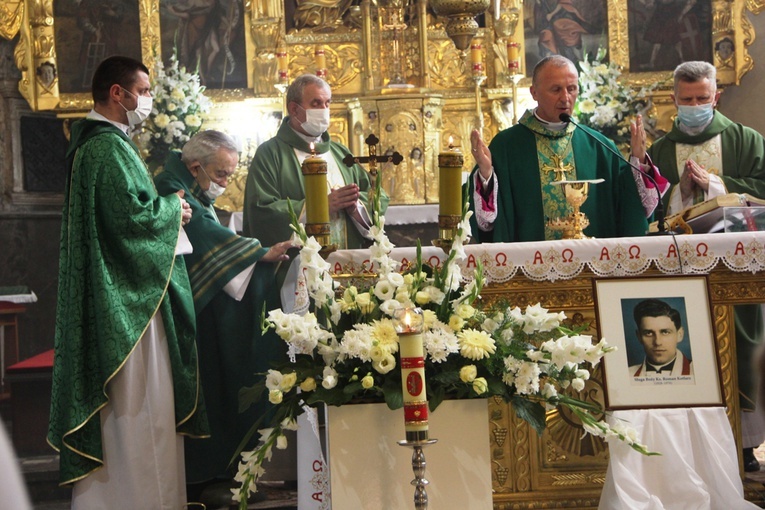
[744,447,761,472]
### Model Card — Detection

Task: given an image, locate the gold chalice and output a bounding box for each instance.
[547,179,604,239]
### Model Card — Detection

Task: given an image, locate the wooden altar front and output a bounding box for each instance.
[326,232,765,509]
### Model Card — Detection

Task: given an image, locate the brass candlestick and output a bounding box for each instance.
[547,179,604,239]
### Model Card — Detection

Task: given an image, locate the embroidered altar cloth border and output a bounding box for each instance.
[326,232,765,283]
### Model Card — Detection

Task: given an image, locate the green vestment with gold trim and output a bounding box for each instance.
[243,118,389,293]
[649,111,765,412]
[468,110,648,242]
[48,120,208,485]
[156,152,286,483]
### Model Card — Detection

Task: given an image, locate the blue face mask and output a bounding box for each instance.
[677,103,715,128]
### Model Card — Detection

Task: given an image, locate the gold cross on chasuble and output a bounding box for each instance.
[542,154,574,182]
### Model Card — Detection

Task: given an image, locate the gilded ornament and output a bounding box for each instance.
[429,0,491,50]
[0,1,24,40]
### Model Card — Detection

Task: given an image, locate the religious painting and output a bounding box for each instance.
[627,0,713,72]
[522,0,609,74]
[52,0,143,94]
[159,0,248,90]
[594,276,723,410]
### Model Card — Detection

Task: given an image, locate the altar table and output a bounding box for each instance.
[313,232,765,509]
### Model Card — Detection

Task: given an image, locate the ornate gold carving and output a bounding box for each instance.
[608,0,629,68]
[428,39,471,89]
[137,0,160,74]
[291,0,353,33]
[747,0,765,14]
[550,472,606,486]
[0,1,24,40]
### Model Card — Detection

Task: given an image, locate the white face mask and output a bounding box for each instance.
[198,164,226,200]
[119,88,153,127]
[204,181,226,200]
[299,106,330,137]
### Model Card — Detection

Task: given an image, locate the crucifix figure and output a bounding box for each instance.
[342,134,403,199]
[542,154,574,182]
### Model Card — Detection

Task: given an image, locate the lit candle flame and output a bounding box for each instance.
[403,310,413,329]
[448,135,454,149]
[309,142,315,156]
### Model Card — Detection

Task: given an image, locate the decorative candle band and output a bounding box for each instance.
[437,152,464,168]
[472,62,484,74]
[400,356,425,369]
[305,223,331,237]
[277,70,289,82]
[509,61,520,71]
[404,401,429,424]
[301,159,327,176]
[438,214,461,230]
[316,68,327,79]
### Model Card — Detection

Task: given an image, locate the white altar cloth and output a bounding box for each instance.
[600,408,758,510]
[325,232,765,283]
[274,232,765,314]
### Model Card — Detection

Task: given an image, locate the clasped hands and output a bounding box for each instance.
[176,190,192,226]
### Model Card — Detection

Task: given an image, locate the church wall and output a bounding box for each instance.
[717,11,765,134]
[0,11,764,364]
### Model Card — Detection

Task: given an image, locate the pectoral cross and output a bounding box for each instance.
[342,134,403,196]
[542,154,574,182]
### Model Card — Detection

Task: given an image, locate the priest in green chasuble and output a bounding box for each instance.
[243,74,389,300]
[154,130,293,494]
[47,56,208,509]
[468,55,665,242]
[643,60,765,472]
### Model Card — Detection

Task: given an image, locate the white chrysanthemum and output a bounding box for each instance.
[578,99,596,113]
[457,329,496,360]
[154,113,171,129]
[423,323,460,363]
[185,114,202,128]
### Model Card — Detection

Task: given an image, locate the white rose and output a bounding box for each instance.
[268,389,283,404]
[459,365,477,383]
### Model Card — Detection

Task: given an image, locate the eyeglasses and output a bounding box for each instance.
[198,163,233,185]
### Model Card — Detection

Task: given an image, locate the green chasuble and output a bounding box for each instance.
[48,120,208,485]
[467,110,648,243]
[243,118,389,285]
[648,111,765,411]
[155,152,287,483]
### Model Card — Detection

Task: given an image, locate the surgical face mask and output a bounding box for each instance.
[299,106,330,137]
[119,88,153,127]
[677,103,714,129]
[198,164,226,200]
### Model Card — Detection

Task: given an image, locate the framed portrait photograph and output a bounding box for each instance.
[594,276,723,410]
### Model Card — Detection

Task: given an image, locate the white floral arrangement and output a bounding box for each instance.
[574,49,657,146]
[232,193,656,508]
[136,53,212,168]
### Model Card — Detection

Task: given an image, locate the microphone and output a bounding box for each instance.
[559,113,669,235]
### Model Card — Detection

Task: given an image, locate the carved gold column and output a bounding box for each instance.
[14,0,58,110]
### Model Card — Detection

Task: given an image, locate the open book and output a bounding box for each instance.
[649,193,765,234]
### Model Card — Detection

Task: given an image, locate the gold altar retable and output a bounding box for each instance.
[2,0,764,213]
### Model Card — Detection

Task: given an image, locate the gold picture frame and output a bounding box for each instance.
[1,0,761,112]
[594,275,724,410]
[4,0,262,114]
